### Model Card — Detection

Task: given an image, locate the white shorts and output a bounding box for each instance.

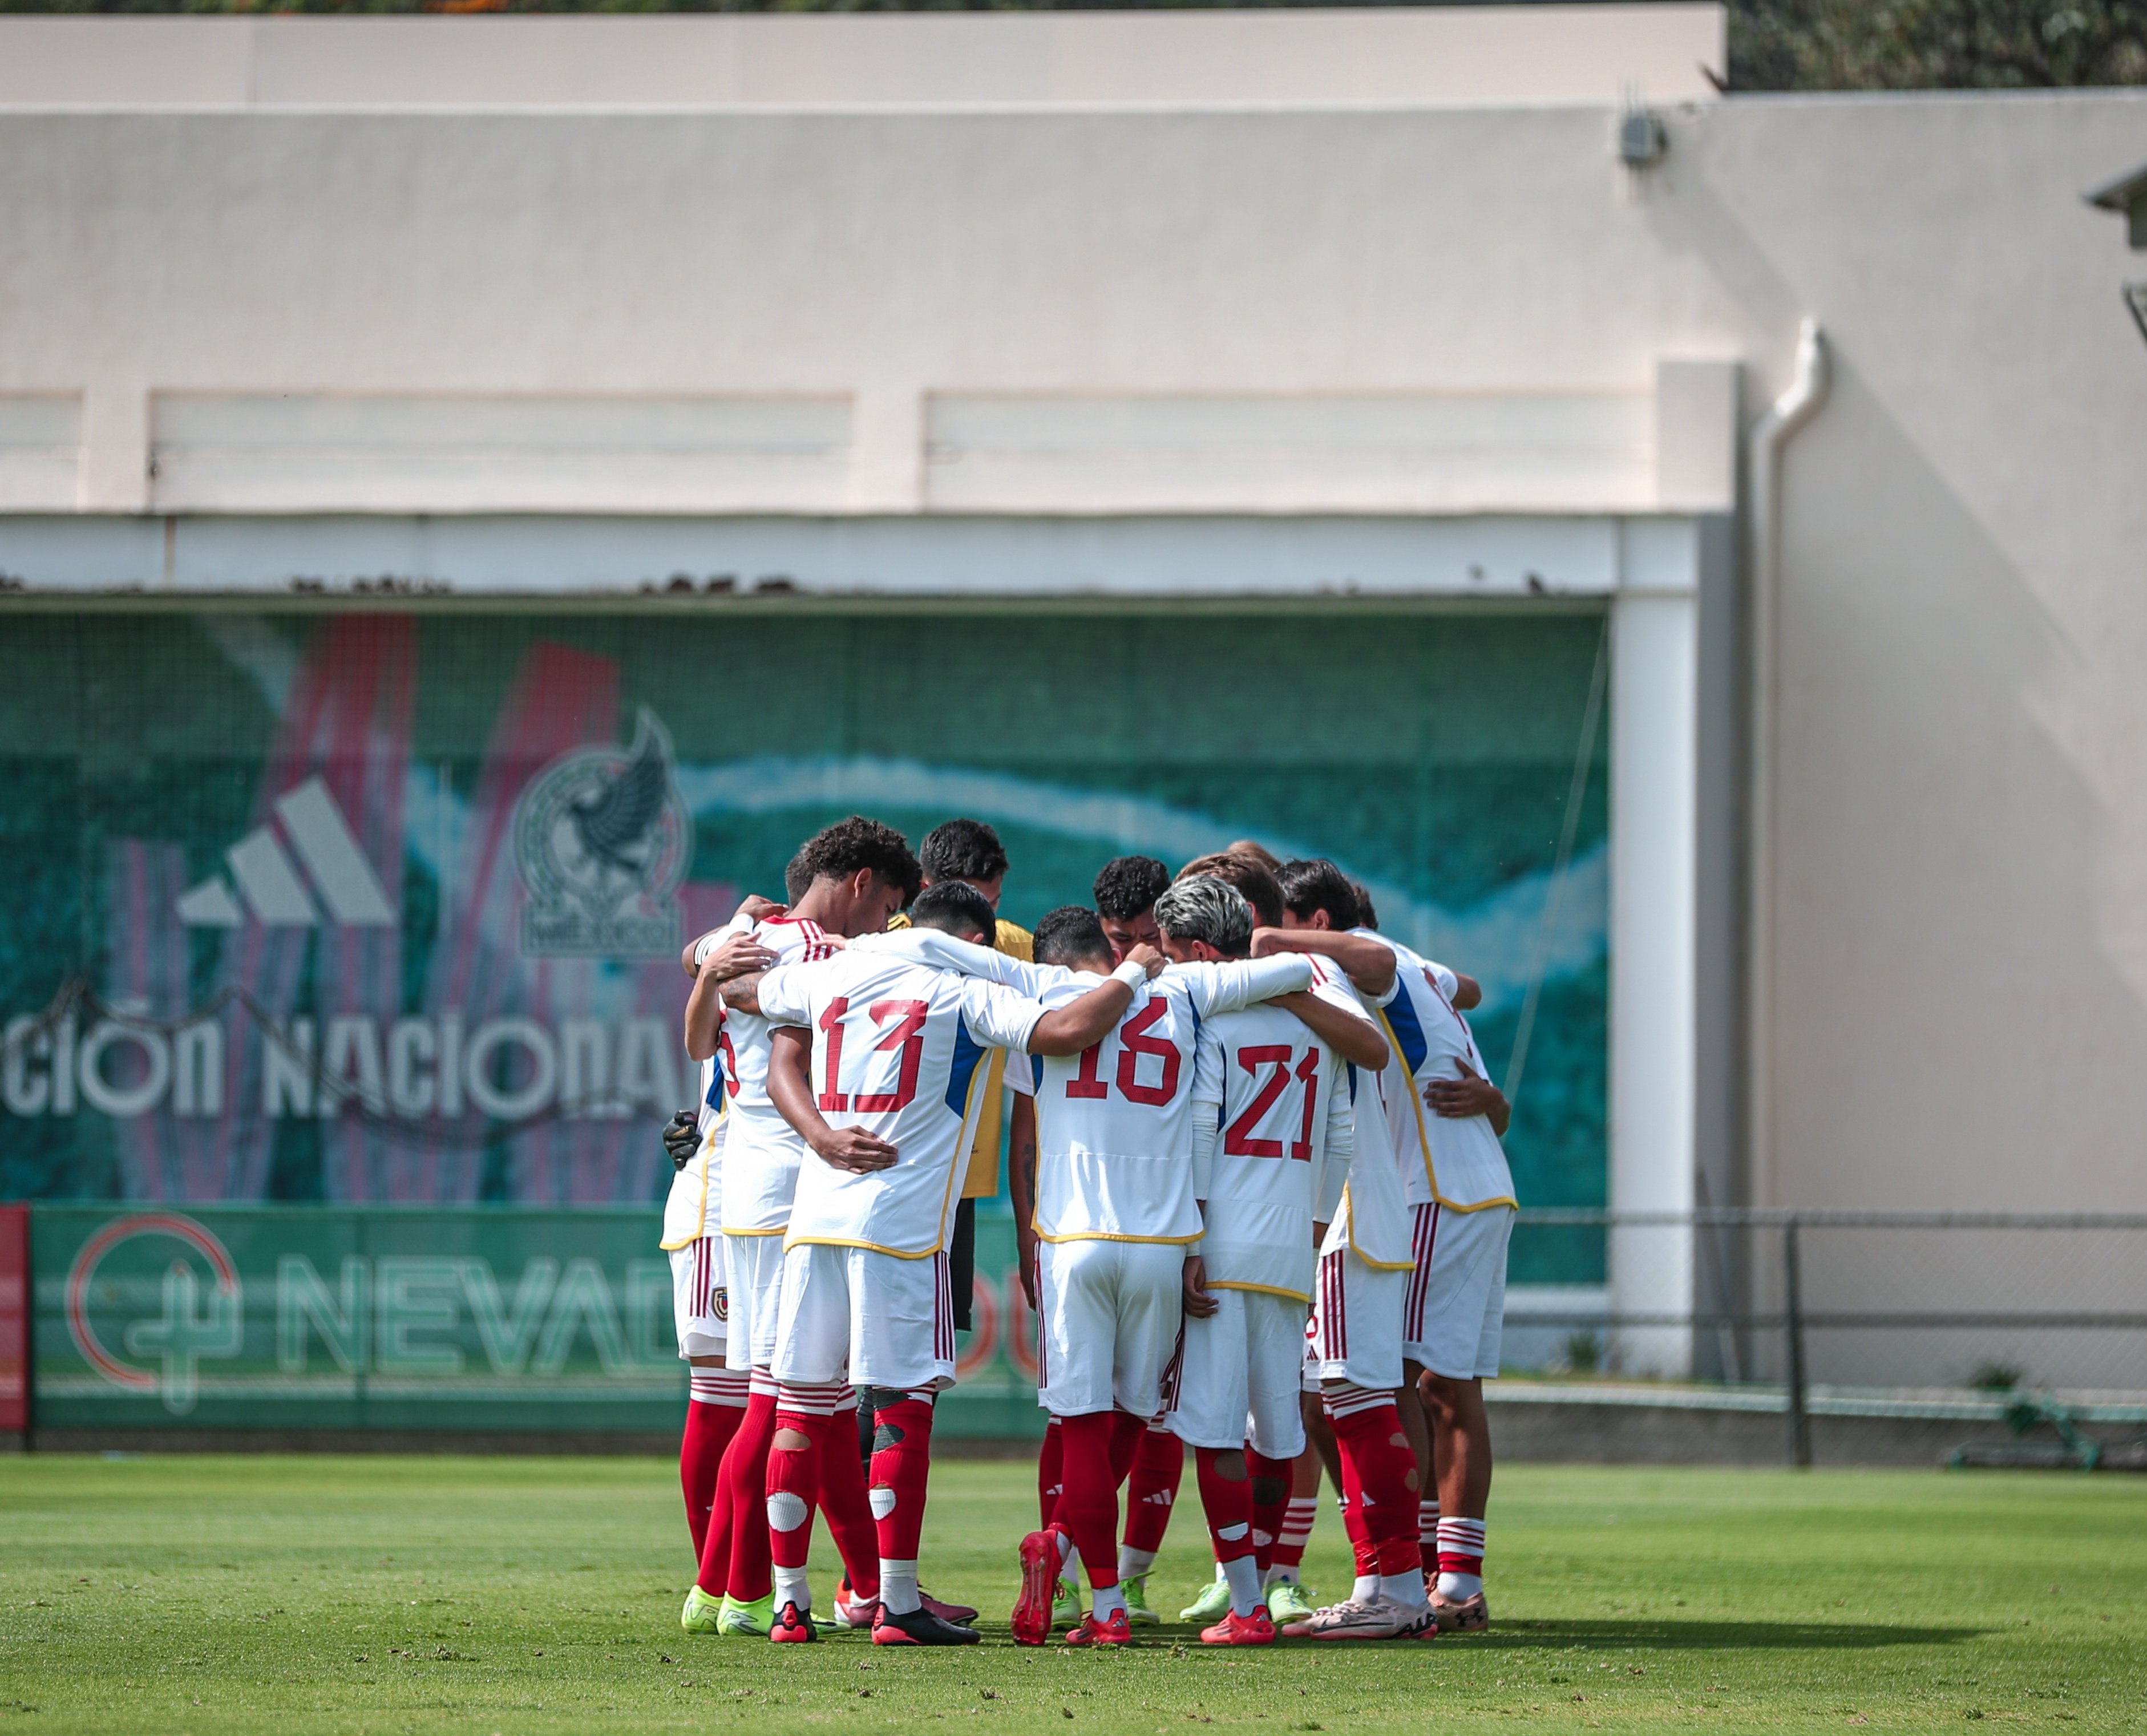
[669,1236,730,1361]
[723,1232,787,1371]
[1036,1237,1185,1419]
[1165,1286,1309,1460]
[1311,1244,1406,1393]
[771,1241,958,1394]
[1402,1203,1514,1381]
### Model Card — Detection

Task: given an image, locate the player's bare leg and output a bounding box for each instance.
[1419,1369,1493,1632]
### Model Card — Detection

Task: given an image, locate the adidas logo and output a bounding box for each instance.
[176,775,395,930]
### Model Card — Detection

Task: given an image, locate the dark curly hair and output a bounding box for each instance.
[794,816,923,904]
[909,879,997,942]
[1091,855,1170,921]
[920,818,1009,887]
[1277,858,1360,929]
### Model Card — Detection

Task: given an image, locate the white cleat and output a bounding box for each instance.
[1279,1594,1436,1641]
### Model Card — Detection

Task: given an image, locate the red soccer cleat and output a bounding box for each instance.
[770,1599,819,1643]
[1065,1608,1133,1647]
[1199,1604,1276,1647]
[834,1579,880,1630]
[920,1587,980,1625]
[1011,1525,1066,1646]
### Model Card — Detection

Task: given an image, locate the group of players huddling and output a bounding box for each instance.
[661,816,1515,1648]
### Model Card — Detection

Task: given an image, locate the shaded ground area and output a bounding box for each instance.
[2,1456,2141,1731]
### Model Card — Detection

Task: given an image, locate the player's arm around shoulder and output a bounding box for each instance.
[1270,984,1389,1071]
[1251,924,1397,999]
[1023,944,1165,1055]
[765,1021,899,1176]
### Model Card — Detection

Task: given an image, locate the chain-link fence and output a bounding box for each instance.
[1498,1209,2147,1467]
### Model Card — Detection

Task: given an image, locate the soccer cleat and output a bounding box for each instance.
[920,1587,980,1625]
[1199,1604,1276,1647]
[1121,1573,1161,1626]
[1053,1577,1079,1628]
[769,1599,819,1643]
[835,1579,880,1630]
[1179,1573,1232,1624]
[1012,1527,1066,1646]
[1065,1608,1133,1646]
[1279,1595,1425,1641]
[873,1604,981,1646]
[680,1585,725,1635]
[1263,1579,1319,1624]
[1430,1589,1490,1633]
[717,1591,777,1637]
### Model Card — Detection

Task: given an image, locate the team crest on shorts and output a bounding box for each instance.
[713,1286,729,1323]
[513,707,691,957]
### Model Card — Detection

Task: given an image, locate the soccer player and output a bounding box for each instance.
[1342,892,1515,1634]
[1093,853,1168,960]
[1259,861,1438,1640]
[680,818,921,1640]
[1006,904,1347,1646]
[1162,876,1379,1646]
[755,880,1160,1645]
[666,916,777,1584]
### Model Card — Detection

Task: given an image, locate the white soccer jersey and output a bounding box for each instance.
[1190,962,1364,1301]
[758,930,1049,1259]
[1314,970,1417,1274]
[660,1055,729,1251]
[1028,955,1316,1246]
[718,916,842,1236]
[1368,936,1517,1211]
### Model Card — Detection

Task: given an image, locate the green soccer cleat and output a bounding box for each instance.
[1052,1576,1080,1629]
[681,1585,725,1635]
[1179,1570,1232,1624]
[717,1592,777,1637]
[1263,1579,1319,1625]
[1121,1572,1162,1626]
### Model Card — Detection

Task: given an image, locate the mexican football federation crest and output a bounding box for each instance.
[515,707,692,957]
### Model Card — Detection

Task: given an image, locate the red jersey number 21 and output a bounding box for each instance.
[1223,1045,1320,1160]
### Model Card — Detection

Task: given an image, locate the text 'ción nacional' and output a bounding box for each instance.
[0,1011,685,1123]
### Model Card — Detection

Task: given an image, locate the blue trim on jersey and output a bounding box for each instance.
[1384,981,1430,1075]
[704,1061,726,1112]
[1346,1060,1358,1103]
[947,1015,989,1116]
[1030,1052,1045,1092]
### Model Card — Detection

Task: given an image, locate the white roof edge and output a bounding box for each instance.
[0,6,1727,112]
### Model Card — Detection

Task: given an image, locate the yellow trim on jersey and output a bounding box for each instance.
[1206,1279,1312,1303]
[1375,1006,1521,1216]
[1339,1184,1418,1272]
[783,1233,944,1260]
[719,1225,787,1237]
[1033,1227,1204,1247]
[658,1120,724,1251]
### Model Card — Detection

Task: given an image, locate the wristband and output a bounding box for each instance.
[1111,959,1147,990]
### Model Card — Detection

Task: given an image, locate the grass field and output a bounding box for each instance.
[3,1455,2144,1733]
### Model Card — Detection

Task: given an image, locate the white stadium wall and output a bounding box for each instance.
[3,10,2146,1383]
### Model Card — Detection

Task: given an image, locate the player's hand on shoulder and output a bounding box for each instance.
[1248,927,1289,958]
[1180,1255,1218,1318]
[812,1127,900,1173]
[1124,942,1167,979]
[699,931,778,984]
[1425,1057,1506,1120]
[737,894,788,924]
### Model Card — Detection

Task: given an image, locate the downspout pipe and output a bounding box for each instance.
[1745,318,1829,1215]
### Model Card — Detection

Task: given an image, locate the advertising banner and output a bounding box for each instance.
[0,608,1606,1281]
[29,1204,1042,1439]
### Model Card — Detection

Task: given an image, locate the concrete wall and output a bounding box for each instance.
[3,27,2146,1224]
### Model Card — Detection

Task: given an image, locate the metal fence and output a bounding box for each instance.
[1501,1208,2147,1466]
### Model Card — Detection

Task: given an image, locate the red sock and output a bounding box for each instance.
[702,1383,777,1601]
[1055,1413,1124,1590]
[1194,1446,1256,1563]
[1420,1497,1441,1578]
[681,1375,745,1561]
[1122,1423,1183,1554]
[1038,1416,1064,1529]
[1248,1450,1292,1579]
[819,1390,880,1600]
[766,1402,829,1576]
[1270,1492,1317,1574]
[1331,1399,1424,1578]
[868,1393,936,1565]
[1108,1411,1146,1486]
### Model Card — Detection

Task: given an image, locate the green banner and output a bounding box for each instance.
[31,1204,1042,1438]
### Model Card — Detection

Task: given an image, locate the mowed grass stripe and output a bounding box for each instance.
[1,1456,2142,1732]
